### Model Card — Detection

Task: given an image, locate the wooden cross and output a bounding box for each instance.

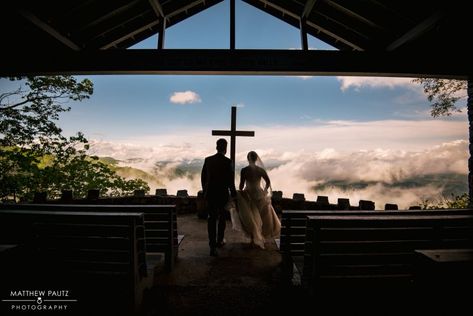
[212,106,255,173]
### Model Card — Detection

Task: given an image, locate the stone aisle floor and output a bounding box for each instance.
[145,214,306,316]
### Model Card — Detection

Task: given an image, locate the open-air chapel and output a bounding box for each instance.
[0,0,472,315]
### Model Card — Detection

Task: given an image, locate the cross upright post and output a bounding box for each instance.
[212,106,255,175]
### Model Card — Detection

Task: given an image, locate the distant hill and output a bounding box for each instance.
[98,156,120,165]
[313,173,467,198]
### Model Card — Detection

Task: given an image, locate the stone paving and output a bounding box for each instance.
[145,214,307,316]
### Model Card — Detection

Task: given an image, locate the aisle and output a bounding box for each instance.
[146,213,296,316]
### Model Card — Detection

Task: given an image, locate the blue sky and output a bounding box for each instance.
[53,0,444,140]
[0,0,468,207]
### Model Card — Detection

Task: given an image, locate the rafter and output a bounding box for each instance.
[149,0,165,18]
[248,0,360,50]
[148,0,170,24]
[255,0,299,20]
[166,0,207,19]
[19,10,80,50]
[387,11,443,51]
[302,0,318,19]
[324,0,385,31]
[79,0,142,31]
[100,20,160,49]
[306,20,363,50]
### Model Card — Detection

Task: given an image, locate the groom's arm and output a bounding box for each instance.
[227,160,237,198]
[201,158,208,195]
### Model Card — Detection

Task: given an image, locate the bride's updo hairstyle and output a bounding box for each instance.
[247,151,258,163]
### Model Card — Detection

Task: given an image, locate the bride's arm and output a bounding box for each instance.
[262,170,271,192]
[239,168,246,191]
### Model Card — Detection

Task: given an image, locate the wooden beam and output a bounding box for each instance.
[387,11,443,51]
[302,0,318,19]
[18,10,80,51]
[148,0,165,18]
[212,130,255,137]
[324,0,385,31]
[100,20,160,49]
[300,0,319,51]
[147,0,167,50]
[158,19,166,49]
[254,0,299,20]
[300,17,309,50]
[1,49,470,79]
[79,0,142,31]
[248,0,360,50]
[230,0,235,49]
[306,20,363,50]
[166,0,207,19]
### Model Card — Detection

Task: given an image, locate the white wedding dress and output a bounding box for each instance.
[229,165,281,249]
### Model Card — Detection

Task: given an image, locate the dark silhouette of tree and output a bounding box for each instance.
[1,76,149,201]
[415,78,472,206]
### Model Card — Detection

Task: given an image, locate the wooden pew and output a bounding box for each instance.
[280,209,473,281]
[0,204,178,271]
[0,209,150,314]
[303,213,473,295]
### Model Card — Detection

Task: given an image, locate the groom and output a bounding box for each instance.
[201,138,237,256]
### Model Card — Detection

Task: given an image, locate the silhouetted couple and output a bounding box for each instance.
[201,139,280,257]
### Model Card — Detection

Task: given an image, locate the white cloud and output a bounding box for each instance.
[263,140,467,208]
[169,91,201,104]
[246,119,467,152]
[295,140,468,183]
[337,76,420,92]
[87,117,468,209]
[88,127,468,209]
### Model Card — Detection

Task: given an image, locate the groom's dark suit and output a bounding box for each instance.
[201,152,237,250]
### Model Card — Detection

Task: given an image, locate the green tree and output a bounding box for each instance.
[421,193,469,210]
[1,76,149,201]
[415,78,472,207]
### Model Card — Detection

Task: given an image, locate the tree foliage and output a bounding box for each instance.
[0,76,149,202]
[413,78,467,117]
[421,193,469,209]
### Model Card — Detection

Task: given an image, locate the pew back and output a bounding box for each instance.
[281,209,473,258]
[303,214,473,292]
[0,209,148,313]
[0,204,178,270]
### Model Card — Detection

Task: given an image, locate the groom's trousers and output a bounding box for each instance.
[207,200,226,248]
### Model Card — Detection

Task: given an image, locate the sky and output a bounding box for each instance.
[0,0,468,208]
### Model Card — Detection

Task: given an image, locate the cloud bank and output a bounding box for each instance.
[336,76,420,92]
[88,133,468,209]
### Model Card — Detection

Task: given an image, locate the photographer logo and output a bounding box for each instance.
[2,290,77,312]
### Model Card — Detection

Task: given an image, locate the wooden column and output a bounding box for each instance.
[230,106,236,169]
[468,78,473,206]
[230,0,235,49]
[300,17,309,50]
[158,18,166,49]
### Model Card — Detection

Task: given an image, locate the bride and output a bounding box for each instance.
[230,151,281,249]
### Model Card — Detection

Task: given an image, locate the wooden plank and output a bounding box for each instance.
[302,213,473,290]
[1,49,470,79]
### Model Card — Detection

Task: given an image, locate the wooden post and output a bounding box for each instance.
[61,190,73,202]
[87,189,100,200]
[300,17,308,51]
[468,78,473,207]
[158,18,166,49]
[230,0,235,50]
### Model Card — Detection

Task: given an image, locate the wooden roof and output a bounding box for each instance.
[0,0,471,77]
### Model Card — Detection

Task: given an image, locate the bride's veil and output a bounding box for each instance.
[254,152,273,198]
